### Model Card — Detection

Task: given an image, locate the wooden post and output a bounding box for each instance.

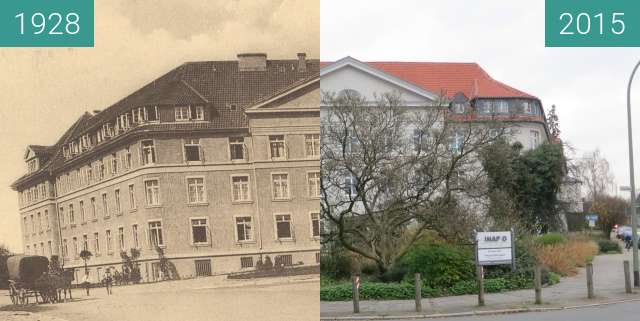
[352,274,360,313]
[624,260,632,294]
[414,273,422,312]
[534,265,542,304]
[586,263,594,299]
[477,265,485,306]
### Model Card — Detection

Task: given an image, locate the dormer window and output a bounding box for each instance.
[175,106,190,121]
[27,159,37,173]
[175,106,204,121]
[145,106,159,122]
[452,103,466,114]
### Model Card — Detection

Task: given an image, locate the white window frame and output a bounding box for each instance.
[189,217,210,245]
[118,226,125,251]
[274,213,294,241]
[102,193,109,218]
[144,178,161,206]
[304,133,320,158]
[230,174,251,202]
[105,229,113,254]
[233,215,254,243]
[175,106,190,122]
[141,140,156,165]
[310,212,320,239]
[114,188,122,215]
[128,184,137,210]
[183,138,202,163]
[268,135,287,160]
[271,172,290,200]
[228,137,246,161]
[148,219,165,248]
[307,171,321,198]
[186,176,207,204]
[194,106,205,120]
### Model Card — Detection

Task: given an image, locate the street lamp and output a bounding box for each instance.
[626,60,640,287]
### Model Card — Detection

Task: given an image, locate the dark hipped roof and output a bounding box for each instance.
[12,57,319,189]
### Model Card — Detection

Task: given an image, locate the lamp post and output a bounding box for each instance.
[626,60,640,287]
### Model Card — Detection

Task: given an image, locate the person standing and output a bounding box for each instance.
[104,270,113,295]
[82,272,91,296]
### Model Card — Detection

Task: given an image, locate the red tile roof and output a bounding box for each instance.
[321,61,536,99]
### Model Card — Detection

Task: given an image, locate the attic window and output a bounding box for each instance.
[27,159,37,173]
[229,104,237,111]
[451,103,465,114]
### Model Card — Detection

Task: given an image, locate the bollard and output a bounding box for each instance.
[414,273,422,312]
[352,274,360,313]
[586,263,594,299]
[534,265,542,304]
[624,260,632,294]
[476,265,485,306]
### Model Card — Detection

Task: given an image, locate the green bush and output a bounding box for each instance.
[535,233,567,246]
[403,243,475,289]
[597,240,622,254]
[320,252,352,280]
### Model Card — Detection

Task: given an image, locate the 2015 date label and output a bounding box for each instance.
[0,0,93,47]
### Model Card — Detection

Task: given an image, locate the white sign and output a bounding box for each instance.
[476,231,514,266]
[476,231,512,249]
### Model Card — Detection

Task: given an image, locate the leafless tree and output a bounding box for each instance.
[577,149,614,203]
[320,90,506,273]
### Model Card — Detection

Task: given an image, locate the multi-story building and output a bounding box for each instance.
[320,56,549,148]
[11,53,320,283]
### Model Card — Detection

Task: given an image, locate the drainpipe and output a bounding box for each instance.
[250,134,264,254]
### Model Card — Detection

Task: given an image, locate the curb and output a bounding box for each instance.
[320,297,640,320]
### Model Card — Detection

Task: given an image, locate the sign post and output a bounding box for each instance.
[475,231,516,306]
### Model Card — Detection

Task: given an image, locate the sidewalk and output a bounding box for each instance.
[321,252,640,320]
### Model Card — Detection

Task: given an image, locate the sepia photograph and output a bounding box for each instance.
[0,1,319,321]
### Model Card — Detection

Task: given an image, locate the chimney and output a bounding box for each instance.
[237,53,267,72]
[297,52,307,72]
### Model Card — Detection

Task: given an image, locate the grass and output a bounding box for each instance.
[536,239,598,276]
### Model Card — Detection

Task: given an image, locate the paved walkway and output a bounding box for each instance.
[321,252,640,319]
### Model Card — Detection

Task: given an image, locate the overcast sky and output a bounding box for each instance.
[0,0,318,252]
[322,0,640,196]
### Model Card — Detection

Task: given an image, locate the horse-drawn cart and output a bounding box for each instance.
[6,255,59,305]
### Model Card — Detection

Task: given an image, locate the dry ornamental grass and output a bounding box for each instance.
[536,239,599,276]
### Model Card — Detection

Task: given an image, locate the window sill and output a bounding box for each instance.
[272,198,292,202]
[187,202,209,207]
[236,240,256,246]
[192,243,210,247]
[276,238,295,242]
[116,212,124,217]
[145,205,163,209]
[129,208,138,213]
[270,158,287,162]
[232,200,253,205]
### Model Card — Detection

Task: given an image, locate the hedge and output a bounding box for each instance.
[320,276,535,301]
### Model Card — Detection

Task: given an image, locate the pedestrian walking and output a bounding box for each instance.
[82,272,91,296]
[104,270,113,295]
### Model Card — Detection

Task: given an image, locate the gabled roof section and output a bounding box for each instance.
[321,59,536,99]
[24,145,53,161]
[246,75,320,113]
[321,56,440,101]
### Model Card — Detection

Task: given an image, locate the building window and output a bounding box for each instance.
[111,153,118,174]
[23,217,28,235]
[452,102,465,114]
[275,214,292,240]
[115,189,121,214]
[124,147,133,169]
[307,172,321,198]
[184,139,202,162]
[141,140,156,165]
[145,179,160,206]
[193,106,204,120]
[99,160,106,180]
[132,224,139,248]
[187,177,206,203]
[69,204,75,225]
[195,259,212,277]
[530,130,540,149]
[146,106,159,121]
[83,234,88,251]
[106,229,113,253]
[62,239,68,258]
[450,131,463,153]
[229,137,245,160]
[305,134,320,157]
[269,135,286,160]
[90,197,97,220]
[72,237,78,258]
[129,184,136,210]
[496,100,509,113]
[37,212,42,232]
[86,166,93,183]
[47,241,52,256]
[26,245,30,255]
[149,221,164,247]
[118,227,125,250]
[175,106,190,121]
[231,175,250,202]
[191,218,208,244]
[240,257,254,268]
[272,173,289,200]
[79,201,85,223]
[59,208,65,227]
[44,210,49,230]
[311,212,320,238]
[93,232,100,254]
[235,216,253,242]
[102,193,109,217]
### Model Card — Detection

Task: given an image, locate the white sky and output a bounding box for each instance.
[0,0,318,253]
[321,0,640,197]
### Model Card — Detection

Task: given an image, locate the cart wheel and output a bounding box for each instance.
[9,288,17,305]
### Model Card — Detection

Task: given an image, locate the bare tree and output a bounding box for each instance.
[320,91,506,273]
[577,149,614,202]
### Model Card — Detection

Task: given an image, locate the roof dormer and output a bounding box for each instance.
[24,145,50,173]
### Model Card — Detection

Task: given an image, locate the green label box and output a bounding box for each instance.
[546,0,640,47]
[0,0,94,47]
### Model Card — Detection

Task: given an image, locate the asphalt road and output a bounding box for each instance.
[384,302,640,321]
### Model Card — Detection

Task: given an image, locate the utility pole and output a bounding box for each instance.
[626,59,640,287]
